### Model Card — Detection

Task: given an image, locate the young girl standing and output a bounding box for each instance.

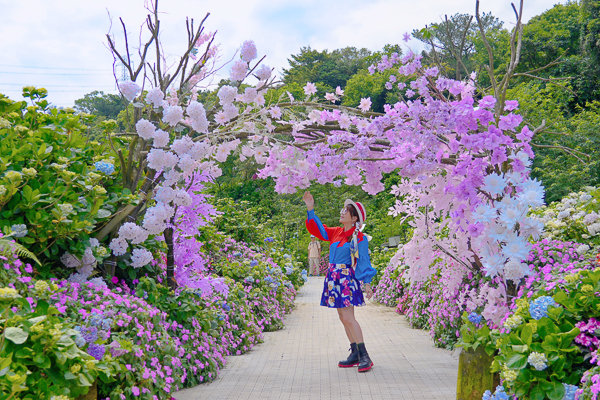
[303,191,377,372]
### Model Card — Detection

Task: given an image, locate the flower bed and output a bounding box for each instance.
[1,235,302,400]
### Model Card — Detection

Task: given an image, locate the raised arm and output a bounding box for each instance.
[303,191,334,241]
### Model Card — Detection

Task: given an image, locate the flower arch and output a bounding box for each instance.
[93,0,569,315]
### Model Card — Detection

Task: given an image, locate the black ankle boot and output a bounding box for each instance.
[357,342,373,372]
[338,343,359,368]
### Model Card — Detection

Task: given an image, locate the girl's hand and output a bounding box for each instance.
[303,191,314,211]
[364,283,373,300]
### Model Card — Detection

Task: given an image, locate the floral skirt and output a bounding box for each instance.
[320,263,365,308]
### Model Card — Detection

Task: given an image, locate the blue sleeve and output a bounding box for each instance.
[306,209,330,241]
[354,237,376,284]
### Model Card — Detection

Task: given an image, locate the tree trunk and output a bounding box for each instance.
[456,346,499,400]
[164,226,177,290]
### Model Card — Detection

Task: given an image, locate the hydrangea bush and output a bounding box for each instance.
[1,236,301,399]
[532,186,600,246]
[0,89,130,278]
[490,266,600,400]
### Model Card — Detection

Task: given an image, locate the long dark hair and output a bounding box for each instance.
[346,204,359,225]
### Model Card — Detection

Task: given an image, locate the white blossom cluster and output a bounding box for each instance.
[119,80,141,102]
[527,352,548,371]
[502,314,524,331]
[471,157,546,281]
[131,248,154,269]
[146,87,165,107]
[230,60,248,82]
[255,64,272,81]
[532,188,600,244]
[240,40,257,62]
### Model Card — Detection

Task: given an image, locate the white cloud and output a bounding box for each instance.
[0,0,567,107]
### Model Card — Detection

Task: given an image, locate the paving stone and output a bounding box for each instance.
[174,277,458,400]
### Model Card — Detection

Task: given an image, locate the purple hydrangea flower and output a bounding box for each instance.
[87,343,106,360]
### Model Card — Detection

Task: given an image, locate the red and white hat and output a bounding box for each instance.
[344,199,367,227]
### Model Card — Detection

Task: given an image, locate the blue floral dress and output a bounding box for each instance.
[305,210,377,308]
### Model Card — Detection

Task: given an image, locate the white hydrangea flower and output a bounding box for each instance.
[527,352,548,371]
[131,248,153,269]
[109,238,128,256]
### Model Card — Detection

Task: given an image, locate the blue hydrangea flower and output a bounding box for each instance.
[74,334,86,348]
[265,276,273,284]
[87,343,106,360]
[233,251,242,257]
[283,254,292,259]
[10,224,28,238]
[529,296,558,320]
[89,313,103,327]
[94,161,115,175]
[468,312,482,324]
[79,325,98,344]
[264,237,274,243]
[218,314,225,321]
[285,267,294,275]
[562,383,577,400]
[482,386,510,400]
[493,386,510,400]
[250,260,259,267]
[222,302,231,312]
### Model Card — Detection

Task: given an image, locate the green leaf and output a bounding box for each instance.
[530,383,546,400]
[95,209,111,219]
[33,354,50,368]
[554,290,568,304]
[28,316,46,325]
[64,371,76,380]
[78,374,91,386]
[506,353,528,369]
[4,327,28,344]
[546,381,565,400]
[521,325,533,346]
[512,344,529,353]
[15,347,34,358]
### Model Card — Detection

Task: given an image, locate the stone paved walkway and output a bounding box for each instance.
[174,277,458,400]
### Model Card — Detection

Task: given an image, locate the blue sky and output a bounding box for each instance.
[0,0,565,107]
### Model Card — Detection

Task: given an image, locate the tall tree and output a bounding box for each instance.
[282,46,373,89]
[413,12,503,81]
[74,91,127,119]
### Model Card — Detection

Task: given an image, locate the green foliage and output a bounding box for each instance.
[491,269,600,399]
[211,198,273,245]
[517,2,581,75]
[505,81,600,203]
[0,89,135,277]
[367,247,394,288]
[343,68,403,113]
[282,46,373,89]
[456,312,499,356]
[74,91,128,119]
[0,296,111,400]
[73,91,128,139]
